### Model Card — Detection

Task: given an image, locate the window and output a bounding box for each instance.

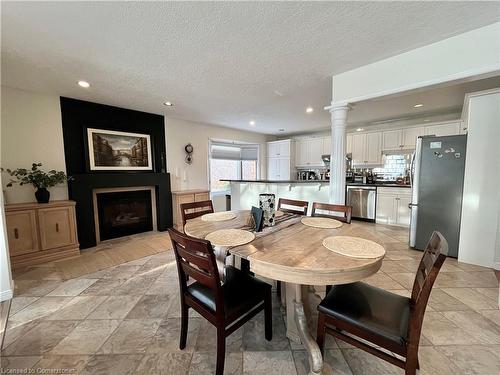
[209,141,259,193]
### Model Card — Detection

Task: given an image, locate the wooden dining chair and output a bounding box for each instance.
[180,200,214,227]
[311,202,352,224]
[316,231,448,375]
[277,198,308,215]
[168,228,272,375]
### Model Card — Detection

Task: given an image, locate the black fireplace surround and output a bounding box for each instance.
[60,97,173,249]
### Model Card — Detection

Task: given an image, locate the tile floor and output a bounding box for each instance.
[1,222,499,374]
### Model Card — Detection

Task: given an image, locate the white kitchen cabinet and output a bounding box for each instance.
[351,132,382,165]
[295,138,324,167]
[365,132,382,164]
[267,157,291,180]
[322,136,331,156]
[425,122,461,137]
[402,127,425,149]
[346,134,353,154]
[382,130,402,151]
[267,139,292,158]
[376,187,412,226]
[351,134,365,165]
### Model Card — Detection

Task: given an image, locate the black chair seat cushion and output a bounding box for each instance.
[318,282,411,347]
[187,266,271,319]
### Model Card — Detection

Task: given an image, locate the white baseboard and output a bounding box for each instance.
[0,289,13,302]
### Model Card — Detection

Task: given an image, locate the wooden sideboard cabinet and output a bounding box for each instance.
[5,200,80,268]
[172,189,210,229]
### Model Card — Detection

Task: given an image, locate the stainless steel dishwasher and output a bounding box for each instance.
[346,185,376,221]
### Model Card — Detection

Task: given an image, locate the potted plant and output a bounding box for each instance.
[2,163,71,203]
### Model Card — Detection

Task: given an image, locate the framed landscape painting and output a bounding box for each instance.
[87,128,153,171]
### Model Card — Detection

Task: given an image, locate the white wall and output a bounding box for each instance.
[0,189,12,301]
[458,89,500,268]
[165,117,273,192]
[1,86,68,204]
[331,22,500,104]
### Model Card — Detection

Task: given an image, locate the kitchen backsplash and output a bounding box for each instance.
[372,153,412,180]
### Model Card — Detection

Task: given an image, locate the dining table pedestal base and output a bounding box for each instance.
[284,283,324,375]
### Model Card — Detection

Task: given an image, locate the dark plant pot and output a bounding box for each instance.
[35,187,50,203]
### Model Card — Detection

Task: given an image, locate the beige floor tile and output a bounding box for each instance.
[293,349,352,375]
[135,352,192,375]
[435,345,500,375]
[114,275,158,295]
[125,294,173,319]
[44,296,107,320]
[8,297,73,327]
[475,287,500,305]
[421,312,482,346]
[417,346,461,375]
[1,320,80,356]
[442,310,500,344]
[31,355,91,373]
[14,280,60,297]
[243,351,295,375]
[146,317,201,353]
[86,295,142,319]
[189,351,242,375]
[9,296,39,315]
[441,287,498,310]
[97,319,161,354]
[196,320,244,353]
[102,265,142,279]
[427,289,472,311]
[0,356,41,370]
[50,319,121,354]
[480,309,500,327]
[341,348,403,374]
[79,354,144,375]
[363,273,406,289]
[47,279,98,296]
[79,278,127,296]
[385,272,415,289]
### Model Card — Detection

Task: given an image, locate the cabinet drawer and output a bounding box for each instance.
[5,210,39,256]
[38,207,76,250]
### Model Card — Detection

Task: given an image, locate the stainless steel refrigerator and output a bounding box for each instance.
[409,135,467,257]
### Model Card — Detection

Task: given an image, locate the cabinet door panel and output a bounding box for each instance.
[382,130,402,150]
[278,158,291,180]
[402,127,425,149]
[376,194,396,225]
[38,207,75,250]
[295,140,309,167]
[351,134,365,165]
[267,158,279,179]
[365,132,382,164]
[346,134,353,154]
[267,143,279,158]
[308,138,324,166]
[425,123,460,137]
[396,196,411,226]
[5,210,39,256]
[194,193,209,202]
[322,136,331,156]
[278,141,290,157]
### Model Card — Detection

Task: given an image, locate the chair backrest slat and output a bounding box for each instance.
[168,228,223,310]
[277,198,308,215]
[408,231,448,347]
[311,202,352,223]
[181,200,214,226]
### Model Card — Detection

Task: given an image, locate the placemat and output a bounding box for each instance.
[205,229,255,247]
[301,217,343,229]
[201,211,237,222]
[322,236,385,259]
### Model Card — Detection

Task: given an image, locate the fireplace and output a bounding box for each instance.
[93,186,157,242]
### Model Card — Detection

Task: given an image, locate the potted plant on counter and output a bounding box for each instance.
[2,163,71,203]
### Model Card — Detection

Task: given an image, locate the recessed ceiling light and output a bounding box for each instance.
[78,80,90,88]
[278,128,285,132]
[356,128,364,132]
[413,103,424,108]
[249,120,256,126]
[163,102,173,106]
[306,107,314,113]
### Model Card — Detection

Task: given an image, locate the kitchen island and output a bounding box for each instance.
[222,179,330,215]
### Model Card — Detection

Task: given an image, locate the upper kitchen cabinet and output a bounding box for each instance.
[425,122,461,137]
[402,126,425,149]
[295,137,324,167]
[267,139,291,158]
[382,130,402,151]
[352,132,382,166]
[322,136,331,156]
[346,134,353,154]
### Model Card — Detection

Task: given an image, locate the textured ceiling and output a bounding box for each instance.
[2,2,499,134]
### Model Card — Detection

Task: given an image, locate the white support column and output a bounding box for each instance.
[328,104,350,205]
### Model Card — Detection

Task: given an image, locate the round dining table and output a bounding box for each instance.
[184,210,385,375]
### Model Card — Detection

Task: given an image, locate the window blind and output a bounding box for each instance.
[210,142,258,161]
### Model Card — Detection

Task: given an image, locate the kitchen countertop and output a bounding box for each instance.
[221,179,330,184]
[346,182,411,188]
